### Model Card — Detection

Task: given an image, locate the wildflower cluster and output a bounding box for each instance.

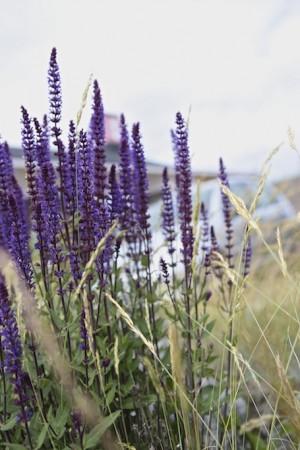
[0,49,256,449]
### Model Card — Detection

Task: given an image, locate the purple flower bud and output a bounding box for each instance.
[71,410,82,438]
[204,290,212,302]
[101,357,110,368]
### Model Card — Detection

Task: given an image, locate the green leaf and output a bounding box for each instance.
[84,411,120,449]
[121,398,135,409]
[53,405,69,439]
[141,255,148,267]
[206,319,216,333]
[106,384,117,406]
[246,431,267,450]
[0,415,17,431]
[35,422,49,449]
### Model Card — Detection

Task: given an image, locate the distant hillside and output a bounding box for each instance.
[276,176,300,212]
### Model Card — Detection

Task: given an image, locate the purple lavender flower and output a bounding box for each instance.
[0,280,31,422]
[132,123,151,245]
[101,357,110,369]
[242,235,252,278]
[108,164,121,222]
[210,226,219,255]
[200,202,211,275]
[118,115,139,258]
[160,257,170,286]
[170,129,180,193]
[66,120,77,218]
[90,80,106,206]
[78,130,95,264]
[161,167,176,264]
[48,48,62,135]
[8,185,33,287]
[210,226,222,279]
[0,143,32,284]
[200,203,209,254]
[48,48,68,199]
[80,309,89,365]
[0,142,13,192]
[69,249,82,282]
[118,114,135,236]
[34,117,61,264]
[218,158,233,268]
[21,106,37,204]
[71,410,82,439]
[0,142,14,247]
[174,112,193,270]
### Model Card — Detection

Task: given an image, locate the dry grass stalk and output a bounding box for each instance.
[105,292,156,355]
[75,221,118,297]
[76,73,93,128]
[240,414,274,434]
[276,227,288,278]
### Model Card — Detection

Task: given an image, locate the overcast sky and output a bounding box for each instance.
[1,0,300,179]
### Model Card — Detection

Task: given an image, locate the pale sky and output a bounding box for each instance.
[1,0,300,179]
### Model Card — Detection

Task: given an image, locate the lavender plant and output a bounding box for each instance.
[0,48,286,450]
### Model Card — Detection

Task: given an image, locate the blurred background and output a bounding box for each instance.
[2,0,300,176]
[2,0,300,219]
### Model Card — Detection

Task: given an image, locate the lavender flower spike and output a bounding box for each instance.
[175,112,193,270]
[132,123,151,245]
[218,158,234,268]
[200,202,210,276]
[90,80,106,205]
[118,114,135,235]
[21,106,37,204]
[66,120,77,217]
[200,202,209,254]
[108,164,121,222]
[161,167,176,264]
[242,235,252,278]
[48,48,68,197]
[0,280,31,423]
[78,130,95,264]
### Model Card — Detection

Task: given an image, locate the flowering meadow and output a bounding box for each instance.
[0,49,299,450]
